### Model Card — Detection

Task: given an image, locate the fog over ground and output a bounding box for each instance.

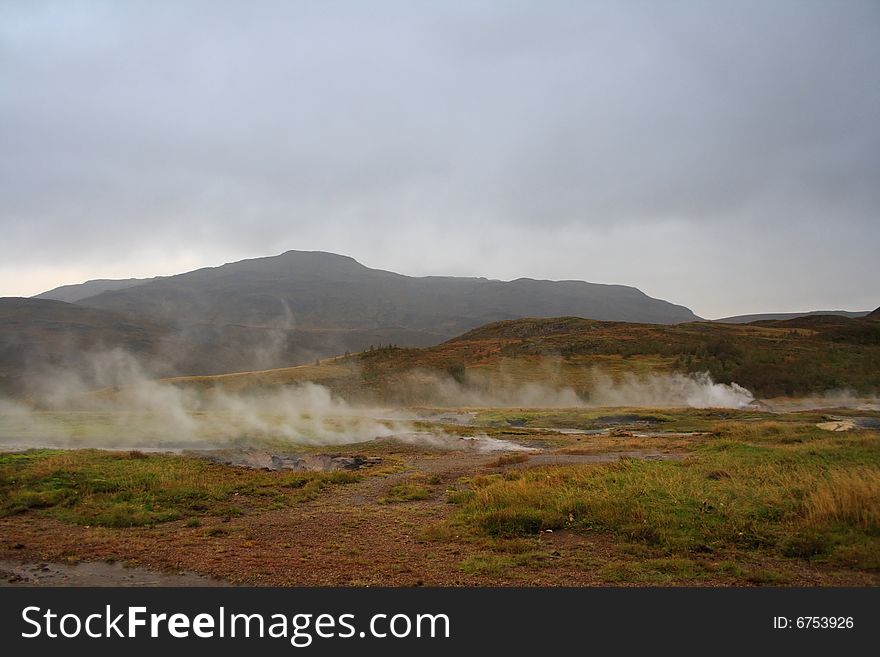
[0,347,755,450]
[1,1,878,317]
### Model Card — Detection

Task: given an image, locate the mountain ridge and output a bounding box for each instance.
[59,250,700,331]
[715,309,871,324]
[36,277,157,303]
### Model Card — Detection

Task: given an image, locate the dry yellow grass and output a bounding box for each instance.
[805,468,880,530]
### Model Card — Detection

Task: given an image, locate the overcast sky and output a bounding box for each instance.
[1,0,878,318]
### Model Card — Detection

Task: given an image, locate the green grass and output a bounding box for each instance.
[459,551,552,576]
[442,424,880,571]
[598,557,706,583]
[380,482,432,504]
[0,449,360,527]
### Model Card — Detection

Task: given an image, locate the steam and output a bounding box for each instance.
[389,432,538,453]
[386,366,754,409]
[760,391,880,412]
[1,349,408,450]
[390,369,583,408]
[0,348,761,453]
[586,370,754,409]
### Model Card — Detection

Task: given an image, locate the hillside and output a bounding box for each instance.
[0,298,446,398]
[67,250,699,332]
[0,298,172,396]
[715,310,870,323]
[35,278,154,303]
[168,314,880,400]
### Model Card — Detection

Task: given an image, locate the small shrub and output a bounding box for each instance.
[477,509,551,537]
[828,542,880,571]
[626,524,662,546]
[706,469,731,480]
[486,453,530,468]
[380,483,431,504]
[780,531,833,559]
[446,363,467,383]
[446,489,474,504]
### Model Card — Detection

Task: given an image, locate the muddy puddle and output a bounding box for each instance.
[594,414,669,425]
[530,427,705,439]
[532,427,605,435]
[816,416,880,432]
[192,449,382,471]
[388,432,537,452]
[414,411,476,426]
[0,559,229,587]
[187,432,537,471]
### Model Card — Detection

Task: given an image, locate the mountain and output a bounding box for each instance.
[715,310,871,323]
[35,278,154,303]
[70,250,700,332]
[868,306,880,320]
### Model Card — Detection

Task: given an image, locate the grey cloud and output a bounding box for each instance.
[1,0,878,317]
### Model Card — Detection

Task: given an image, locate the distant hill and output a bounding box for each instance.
[0,297,172,397]
[68,251,699,335]
[0,297,446,398]
[35,278,154,303]
[715,310,870,323]
[0,297,169,353]
[169,314,880,400]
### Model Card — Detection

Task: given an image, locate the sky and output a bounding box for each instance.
[1,0,878,319]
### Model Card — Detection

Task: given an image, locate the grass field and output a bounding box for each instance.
[442,423,879,575]
[0,450,361,527]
